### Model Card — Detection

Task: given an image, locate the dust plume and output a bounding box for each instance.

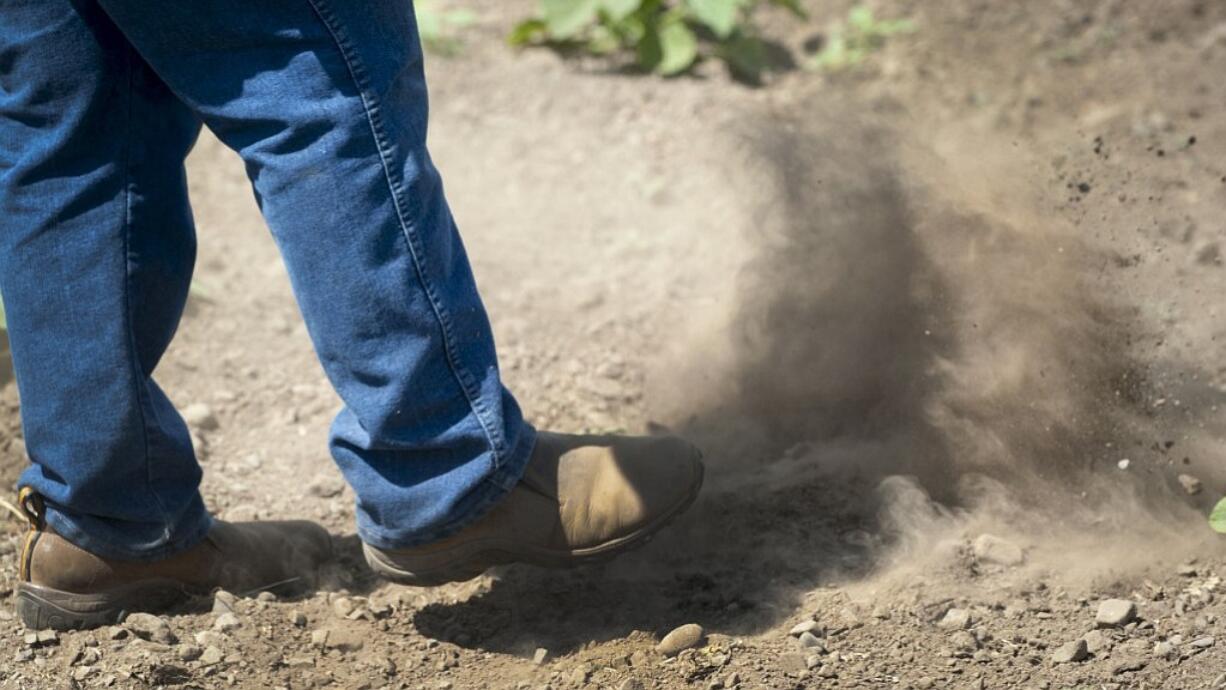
[659,97,1214,582]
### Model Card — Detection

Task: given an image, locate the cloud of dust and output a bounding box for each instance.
[663,99,1215,583]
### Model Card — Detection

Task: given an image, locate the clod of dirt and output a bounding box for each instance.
[1096,599,1139,627]
[972,534,1025,566]
[1178,474,1203,495]
[123,613,177,645]
[1052,639,1089,663]
[657,623,704,656]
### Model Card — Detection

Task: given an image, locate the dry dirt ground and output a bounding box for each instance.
[3,0,1226,688]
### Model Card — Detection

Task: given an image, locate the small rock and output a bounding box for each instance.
[124,613,178,645]
[332,596,357,618]
[324,629,365,653]
[804,653,822,670]
[213,612,241,633]
[310,629,330,648]
[972,534,1024,566]
[617,680,644,690]
[212,590,238,613]
[797,631,824,649]
[183,403,219,431]
[657,623,704,656]
[777,652,808,676]
[1097,599,1138,628]
[1111,659,1147,675]
[532,648,549,665]
[950,631,979,654]
[568,664,592,685]
[1083,629,1113,654]
[178,644,203,662]
[1153,641,1175,659]
[789,620,821,637]
[1178,474,1203,495]
[199,645,224,666]
[1052,639,1089,664]
[194,631,226,647]
[256,591,277,603]
[1118,458,1131,470]
[1190,636,1215,649]
[938,608,972,630]
[289,610,307,627]
[1176,563,1198,577]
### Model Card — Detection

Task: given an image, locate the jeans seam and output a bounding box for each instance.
[118,47,174,537]
[303,0,506,463]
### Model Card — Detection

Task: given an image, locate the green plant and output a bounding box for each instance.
[1211,497,1226,534]
[509,0,807,81]
[809,5,914,71]
[415,0,476,56]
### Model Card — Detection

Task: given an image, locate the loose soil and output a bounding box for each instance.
[2,1,1226,688]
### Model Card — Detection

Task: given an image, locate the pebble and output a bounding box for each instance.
[199,645,224,666]
[213,612,241,633]
[950,631,979,654]
[1096,599,1138,628]
[797,631,824,649]
[789,620,821,637]
[1052,639,1089,663]
[183,403,219,431]
[532,648,549,665]
[972,534,1024,566]
[1153,641,1175,659]
[938,608,972,630]
[178,644,203,662]
[1083,629,1113,654]
[212,590,238,614]
[124,613,178,645]
[289,610,307,627]
[657,623,704,656]
[1178,474,1203,495]
[332,596,357,618]
[1190,636,1215,649]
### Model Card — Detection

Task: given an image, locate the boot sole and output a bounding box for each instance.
[364,459,705,586]
[16,580,200,631]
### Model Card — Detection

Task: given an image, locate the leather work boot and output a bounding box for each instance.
[363,431,704,586]
[14,490,334,631]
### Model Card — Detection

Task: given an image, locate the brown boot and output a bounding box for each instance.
[14,491,333,631]
[363,431,704,586]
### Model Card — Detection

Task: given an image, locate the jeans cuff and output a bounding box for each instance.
[40,498,215,563]
[357,423,538,550]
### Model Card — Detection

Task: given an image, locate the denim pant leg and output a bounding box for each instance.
[0,3,212,559]
[93,0,536,549]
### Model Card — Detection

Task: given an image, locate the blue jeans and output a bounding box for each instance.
[0,0,535,560]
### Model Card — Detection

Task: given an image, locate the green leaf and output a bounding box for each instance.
[599,0,640,22]
[508,18,548,45]
[847,5,874,32]
[769,0,807,19]
[542,0,599,39]
[636,24,663,71]
[720,32,765,82]
[656,19,698,74]
[1211,497,1226,534]
[686,0,739,39]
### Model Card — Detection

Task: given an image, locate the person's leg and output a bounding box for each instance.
[89,0,537,548]
[0,0,210,560]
